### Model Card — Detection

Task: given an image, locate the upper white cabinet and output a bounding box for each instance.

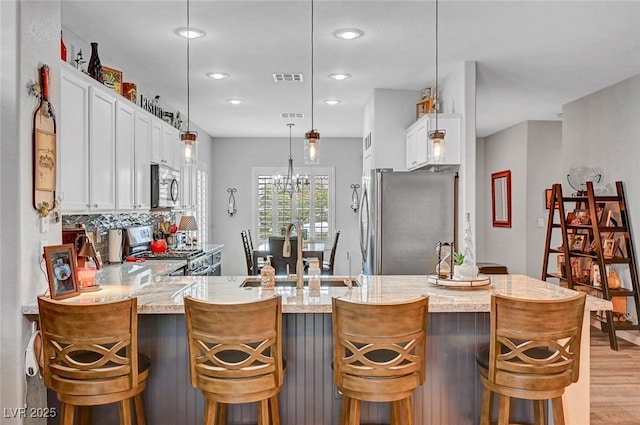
[60,63,170,213]
[134,112,151,210]
[88,87,117,211]
[115,102,151,211]
[151,122,180,169]
[59,68,90,212]
[405,113,461,170]
[362,89,419,175]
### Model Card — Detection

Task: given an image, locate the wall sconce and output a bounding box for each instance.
[350,184,360,212]
[227,188,237,216]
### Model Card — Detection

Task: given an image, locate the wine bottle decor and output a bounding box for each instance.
[87,42,103,83]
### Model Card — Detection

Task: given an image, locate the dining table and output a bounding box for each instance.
[251,241,325,275]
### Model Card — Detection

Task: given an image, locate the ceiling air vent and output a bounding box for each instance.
[280,113,304,119]
[273,73,304,82]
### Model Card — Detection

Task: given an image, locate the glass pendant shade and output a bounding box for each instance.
[304,129,320,164]
[181,131,197,164]
[428,129,446,163]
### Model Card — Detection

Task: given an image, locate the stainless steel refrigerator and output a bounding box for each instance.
[360,168,458,275]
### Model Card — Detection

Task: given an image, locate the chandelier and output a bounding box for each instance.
[274,124,309,197]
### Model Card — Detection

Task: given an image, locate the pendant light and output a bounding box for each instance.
[428,0,445,164]
[181,0,197,164]
[274,124,309,198]
[304,0,320,164]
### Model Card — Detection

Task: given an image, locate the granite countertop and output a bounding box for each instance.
[22,273,612,315]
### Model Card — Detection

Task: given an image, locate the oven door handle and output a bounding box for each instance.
[190,265,212,276]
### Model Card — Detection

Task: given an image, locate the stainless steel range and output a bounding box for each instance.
[124,226,221,276]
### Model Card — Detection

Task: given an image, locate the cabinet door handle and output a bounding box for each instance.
[93,204,98,208]
[86,204,91,208]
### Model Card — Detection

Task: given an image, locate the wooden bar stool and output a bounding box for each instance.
[476,293,586,425]
[331,296,429,425]
[184,295,284,425]
[37,296,149,425]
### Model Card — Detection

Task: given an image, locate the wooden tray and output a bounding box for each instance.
[427,274,492,289]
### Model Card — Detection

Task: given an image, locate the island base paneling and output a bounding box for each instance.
[46,313,537,425]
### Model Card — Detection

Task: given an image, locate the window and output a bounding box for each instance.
[195,164,208,244]
[253,167,334,244]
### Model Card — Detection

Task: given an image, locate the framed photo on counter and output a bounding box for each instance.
[44,244,80,300]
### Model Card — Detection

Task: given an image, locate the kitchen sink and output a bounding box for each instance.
[240,277,359,288]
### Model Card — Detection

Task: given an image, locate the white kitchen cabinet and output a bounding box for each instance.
[115,104,151,211]
[115,100,135,210]
[151,122,180,169]
[88,86,116,211]
[59,67,90,212]
[134,112,151,210]
[405,113,461,170]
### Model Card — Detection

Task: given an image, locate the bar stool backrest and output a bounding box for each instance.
[332,296,428,401]
[488,293,586,390]
[38,296,139,396]
[184,295,284,400]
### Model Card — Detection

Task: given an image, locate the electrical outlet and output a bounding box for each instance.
[537,218,544,228]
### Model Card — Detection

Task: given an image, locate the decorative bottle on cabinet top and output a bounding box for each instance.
[87,42,103,83]
[60,31,67,62]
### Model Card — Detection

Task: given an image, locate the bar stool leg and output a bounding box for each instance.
[497,394,511,425]
[203,399,217,425]
[60,403,75,425]
[268,395,280,425]
[134,394,146,425]
[348,398,361,425]
[217,403,228,425]
[533,399,546,425]
[77,406,91,425]
[118,399,132,425]
[479,385,492,425]
[390,400,400,425]
[551,397,565,425]
[258,399,269,425]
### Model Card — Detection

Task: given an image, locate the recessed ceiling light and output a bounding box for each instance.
[175,28,205,39]
[324,99,341,106]
[207,72,230,80]
[333,28,363,40]
[328,73,351,81]
[227,99,244,105]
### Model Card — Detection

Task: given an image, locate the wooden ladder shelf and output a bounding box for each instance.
[541,181,640,350]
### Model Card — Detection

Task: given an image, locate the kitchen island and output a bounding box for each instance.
[23,273,611,425]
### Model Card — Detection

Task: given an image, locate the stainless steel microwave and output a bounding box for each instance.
[151,164,180,208]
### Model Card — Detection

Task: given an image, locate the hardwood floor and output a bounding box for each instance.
[591,327,640,424]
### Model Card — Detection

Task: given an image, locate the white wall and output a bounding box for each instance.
[209,136,362,277]
[481,121,562,276]
[562,74,640,298]
[1,1,62,422]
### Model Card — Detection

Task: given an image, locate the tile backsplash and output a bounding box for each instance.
[62,212,175,261]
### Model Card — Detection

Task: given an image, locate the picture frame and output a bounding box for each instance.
[545,188,559,210]
[43,244,80,300]
[571,209,591,225]
[556,254,566,278]
[591,263,602,287]
[595,202,606,224]
[602,238,617,259]
[569,234,587,252]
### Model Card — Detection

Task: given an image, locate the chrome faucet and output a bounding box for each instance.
[283,221,304,289]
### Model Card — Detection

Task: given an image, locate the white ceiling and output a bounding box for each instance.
[61,1,640,139]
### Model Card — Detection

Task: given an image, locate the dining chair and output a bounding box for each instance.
[184,295,285,425]
[38,296,150,425]
[268,236,300,275]
[247,229,265,272]
[241,230,253,275]
[476,293,586,425]
[322,230,340,275]
[332,295,429,425]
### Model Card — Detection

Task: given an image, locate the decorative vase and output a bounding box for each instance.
[60,31,67,62]
[87,42,103,83]
[454,212,478,280]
